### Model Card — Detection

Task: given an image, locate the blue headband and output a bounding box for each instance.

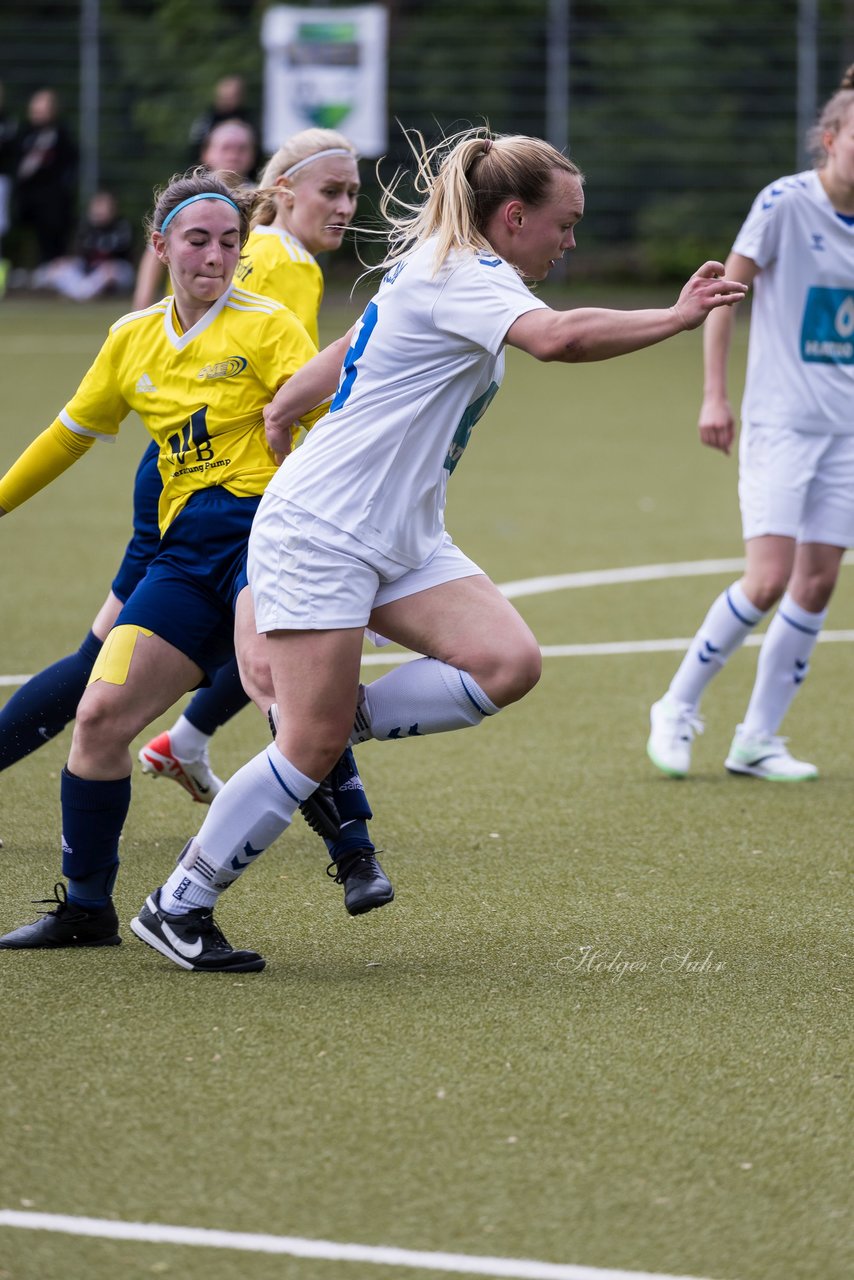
[160,192,240,233]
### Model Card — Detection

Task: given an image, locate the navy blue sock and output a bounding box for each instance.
[325,748,375,861]
[61,768,130,908]
[184,656,250,735]
[0,630,103,772]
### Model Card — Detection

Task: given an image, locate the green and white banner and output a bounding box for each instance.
[262,4,388,157]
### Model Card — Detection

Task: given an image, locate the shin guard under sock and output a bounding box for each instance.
[61,768,130,907]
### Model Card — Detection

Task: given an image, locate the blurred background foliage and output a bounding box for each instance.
[1,0,853,279]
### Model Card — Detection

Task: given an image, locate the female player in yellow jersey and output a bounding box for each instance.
[140,130,392,915]
[139,128,363,792]
[0,168,340,968]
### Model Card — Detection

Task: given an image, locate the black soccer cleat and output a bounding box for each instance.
[0,883,121,949]
[267,704,343,842]
[299,777,342,842]
[327,850,395,916]
[130,889,265,972]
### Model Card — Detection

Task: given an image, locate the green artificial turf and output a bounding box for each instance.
[0,296,850,1280]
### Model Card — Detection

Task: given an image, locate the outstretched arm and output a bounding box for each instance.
[505,261,748,363]
[0,421,95,517]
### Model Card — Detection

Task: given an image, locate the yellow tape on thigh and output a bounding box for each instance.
[88,625,153,687]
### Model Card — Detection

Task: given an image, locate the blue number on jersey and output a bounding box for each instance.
[444,381,499,474]
[330,302,379,413]
[801,287,854,364]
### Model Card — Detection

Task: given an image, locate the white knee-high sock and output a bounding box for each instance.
[159,744,319,912]
[741,592,826,737]
[350,657,501,743]
[668,581,767,709]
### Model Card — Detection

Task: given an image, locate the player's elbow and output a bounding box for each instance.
[529,327,589,363]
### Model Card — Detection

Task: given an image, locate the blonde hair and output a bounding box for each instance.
[253,128,358,226]
[374,126,583,274]
[807,63,854,165]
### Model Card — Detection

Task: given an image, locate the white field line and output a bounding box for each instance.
[2,556,853,685]
[497,558,749,598]
[361,630,854,666]
[0,1210,721,1280]
[3,630,854,684]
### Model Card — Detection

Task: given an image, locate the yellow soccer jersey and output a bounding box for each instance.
[58,284,321,533]
[234,225,324,345]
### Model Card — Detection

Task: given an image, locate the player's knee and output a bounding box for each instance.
[72,686,130,754]
[744,573,787,613]
[276,723,348,783]
[237,648,272,710]
[479,636,542,707]
[505,639,543,703]
[790,569,838,613]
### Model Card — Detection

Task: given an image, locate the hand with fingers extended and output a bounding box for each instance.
[671,261,749,331]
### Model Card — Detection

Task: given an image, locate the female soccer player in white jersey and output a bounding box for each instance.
[0,170,330,967]
[647,66,854,782]
[128,127,747,971]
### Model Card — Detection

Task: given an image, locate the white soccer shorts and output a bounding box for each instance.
[249,492,484,633]
[738,420,854,547]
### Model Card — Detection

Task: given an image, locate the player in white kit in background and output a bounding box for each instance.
[648,65,854,782]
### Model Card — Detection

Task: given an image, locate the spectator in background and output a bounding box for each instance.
[0,80,18,294]
[188,75,256,170]
[132,117,258,311]
[31,190,134,302]
[13,88,78,266]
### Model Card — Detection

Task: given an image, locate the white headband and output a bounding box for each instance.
[282,148,355,179]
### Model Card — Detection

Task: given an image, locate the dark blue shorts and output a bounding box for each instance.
[116,486,258,679]
[111,440,162,603]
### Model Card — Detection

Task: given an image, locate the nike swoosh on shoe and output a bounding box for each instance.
[161,921,204,958]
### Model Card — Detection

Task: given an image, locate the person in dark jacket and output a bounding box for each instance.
[14,88,78,265]
[31,190,135,301]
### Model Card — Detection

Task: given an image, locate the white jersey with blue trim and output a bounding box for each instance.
[267,236,547,568]
[734,168,854,432]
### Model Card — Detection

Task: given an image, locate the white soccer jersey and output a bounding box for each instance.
[734,169,854,432]
[267,238,547,567]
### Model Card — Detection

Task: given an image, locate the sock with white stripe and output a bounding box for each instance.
[350,657,501,743]
[668,581,767,709]
[158,744,319,913]
[741,592,826,737]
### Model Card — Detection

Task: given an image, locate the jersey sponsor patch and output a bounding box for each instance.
[195,357,249,380]
[800,287,854,364]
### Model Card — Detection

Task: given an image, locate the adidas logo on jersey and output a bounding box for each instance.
[136,372,157,394]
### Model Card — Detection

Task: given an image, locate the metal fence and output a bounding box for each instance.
[1,0,853,278]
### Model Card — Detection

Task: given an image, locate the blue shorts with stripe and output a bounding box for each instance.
[111,440,162,604]
[115,486,258,679]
